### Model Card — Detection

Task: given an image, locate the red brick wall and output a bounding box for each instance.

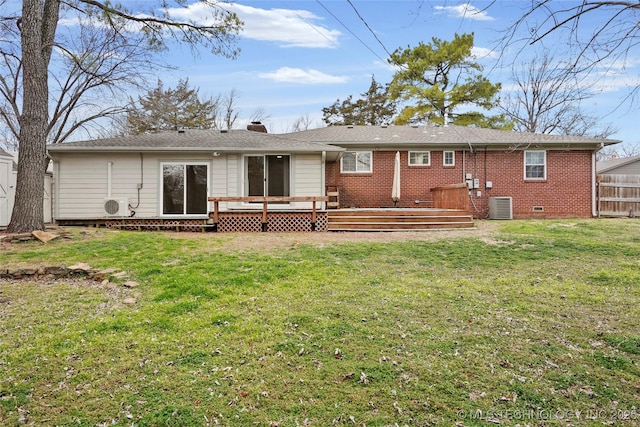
[325,149,595,218]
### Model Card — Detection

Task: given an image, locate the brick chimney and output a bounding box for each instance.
[247,121,267,133]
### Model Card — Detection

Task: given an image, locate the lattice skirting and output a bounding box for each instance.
[105,219,213,232]
[218,214,262,233]
[218,212,327,232]
[103,213,327,232]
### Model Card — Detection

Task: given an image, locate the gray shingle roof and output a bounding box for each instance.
[285,125,619,148]
[47,129,344,154]
[46,125,620,156]
[0,148,11,158]
[597,154,640,173]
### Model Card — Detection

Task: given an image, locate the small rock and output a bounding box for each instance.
[32,230,59,243]
[123,281,138,288]
[123,298,137,305]
[68,262,92,272]
[93,268,119,281]
[44,266,68,276]
[13,268,38,278]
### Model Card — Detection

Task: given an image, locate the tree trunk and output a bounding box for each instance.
[7,0,59,233]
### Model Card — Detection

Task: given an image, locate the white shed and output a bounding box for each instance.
[0,150,53,227]
[0,149,14,227]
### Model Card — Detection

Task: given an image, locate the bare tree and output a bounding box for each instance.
[2,0,242,232]
[0,125,16,151]
[220,88,240,130]
[248,107,271,125]
[597,142,640,161]
[501,1,640,100]
[48,20,160,143]
[501,52,615,137]
[289,114,315,132]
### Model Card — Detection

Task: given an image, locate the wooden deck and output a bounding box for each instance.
[327,208,474,231]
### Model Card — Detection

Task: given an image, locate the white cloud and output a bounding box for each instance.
[229,4,340,48]
[471,46,497,59]
[168,3,341,48]
[259,67,349,84]
[590,70,640,94]
[58,3,341,48]
[434,3,494,21]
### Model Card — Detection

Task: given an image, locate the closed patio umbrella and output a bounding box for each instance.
[392,151,401,206]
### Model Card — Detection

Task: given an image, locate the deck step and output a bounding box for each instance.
[330,215,470,223]
[328,209,473,231]
[328,222,474,231]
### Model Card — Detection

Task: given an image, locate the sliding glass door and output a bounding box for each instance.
[246,155,290,198]
[162,163,209,215]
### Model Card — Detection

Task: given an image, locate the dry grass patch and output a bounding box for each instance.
[1,219,640,426]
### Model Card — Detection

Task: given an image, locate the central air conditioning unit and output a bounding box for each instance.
[103,198,128,216]
[489,197,513,220]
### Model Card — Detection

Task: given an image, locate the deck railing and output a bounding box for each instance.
[208,196,329,227]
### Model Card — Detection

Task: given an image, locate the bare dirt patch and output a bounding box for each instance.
[168,220,500,251]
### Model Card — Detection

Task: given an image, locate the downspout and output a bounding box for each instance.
[591,151,597,217]
[47,152,57,222]
[462,149,466,182]
[107,161,113,198]
[321,151,326,210]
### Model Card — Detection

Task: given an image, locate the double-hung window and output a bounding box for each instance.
[409,151,430,166]
[443,151,455,166]
[161,162,209,215]
[341,151,372,173]
[524,150,546,180]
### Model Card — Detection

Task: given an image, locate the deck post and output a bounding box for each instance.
[311,200,318,231]
[262,199,268,231]
[213,201,220,223]
[207,196,329,232]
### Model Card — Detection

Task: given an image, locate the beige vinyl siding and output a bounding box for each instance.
[55,153,214,219]
[225,155,242,210]
[605,162,640,175]
[292,154,323,209]
[53,151,326,219]
[56,154,116,219]
[210,155,228,210]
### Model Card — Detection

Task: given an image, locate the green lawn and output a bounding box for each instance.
[1,219,640,426]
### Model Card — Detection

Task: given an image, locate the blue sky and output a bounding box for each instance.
[5,1,640,149]
[154,0,639,147]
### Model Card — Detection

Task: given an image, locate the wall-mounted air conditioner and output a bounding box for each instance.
[103,198,128,216]
[488,197,513,220]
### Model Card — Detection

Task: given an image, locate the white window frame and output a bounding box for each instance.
[160,161,210,217]
[443,151,455,167]
[340,151,372,173]
[524,150,547,180]
[409,151,431,166]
